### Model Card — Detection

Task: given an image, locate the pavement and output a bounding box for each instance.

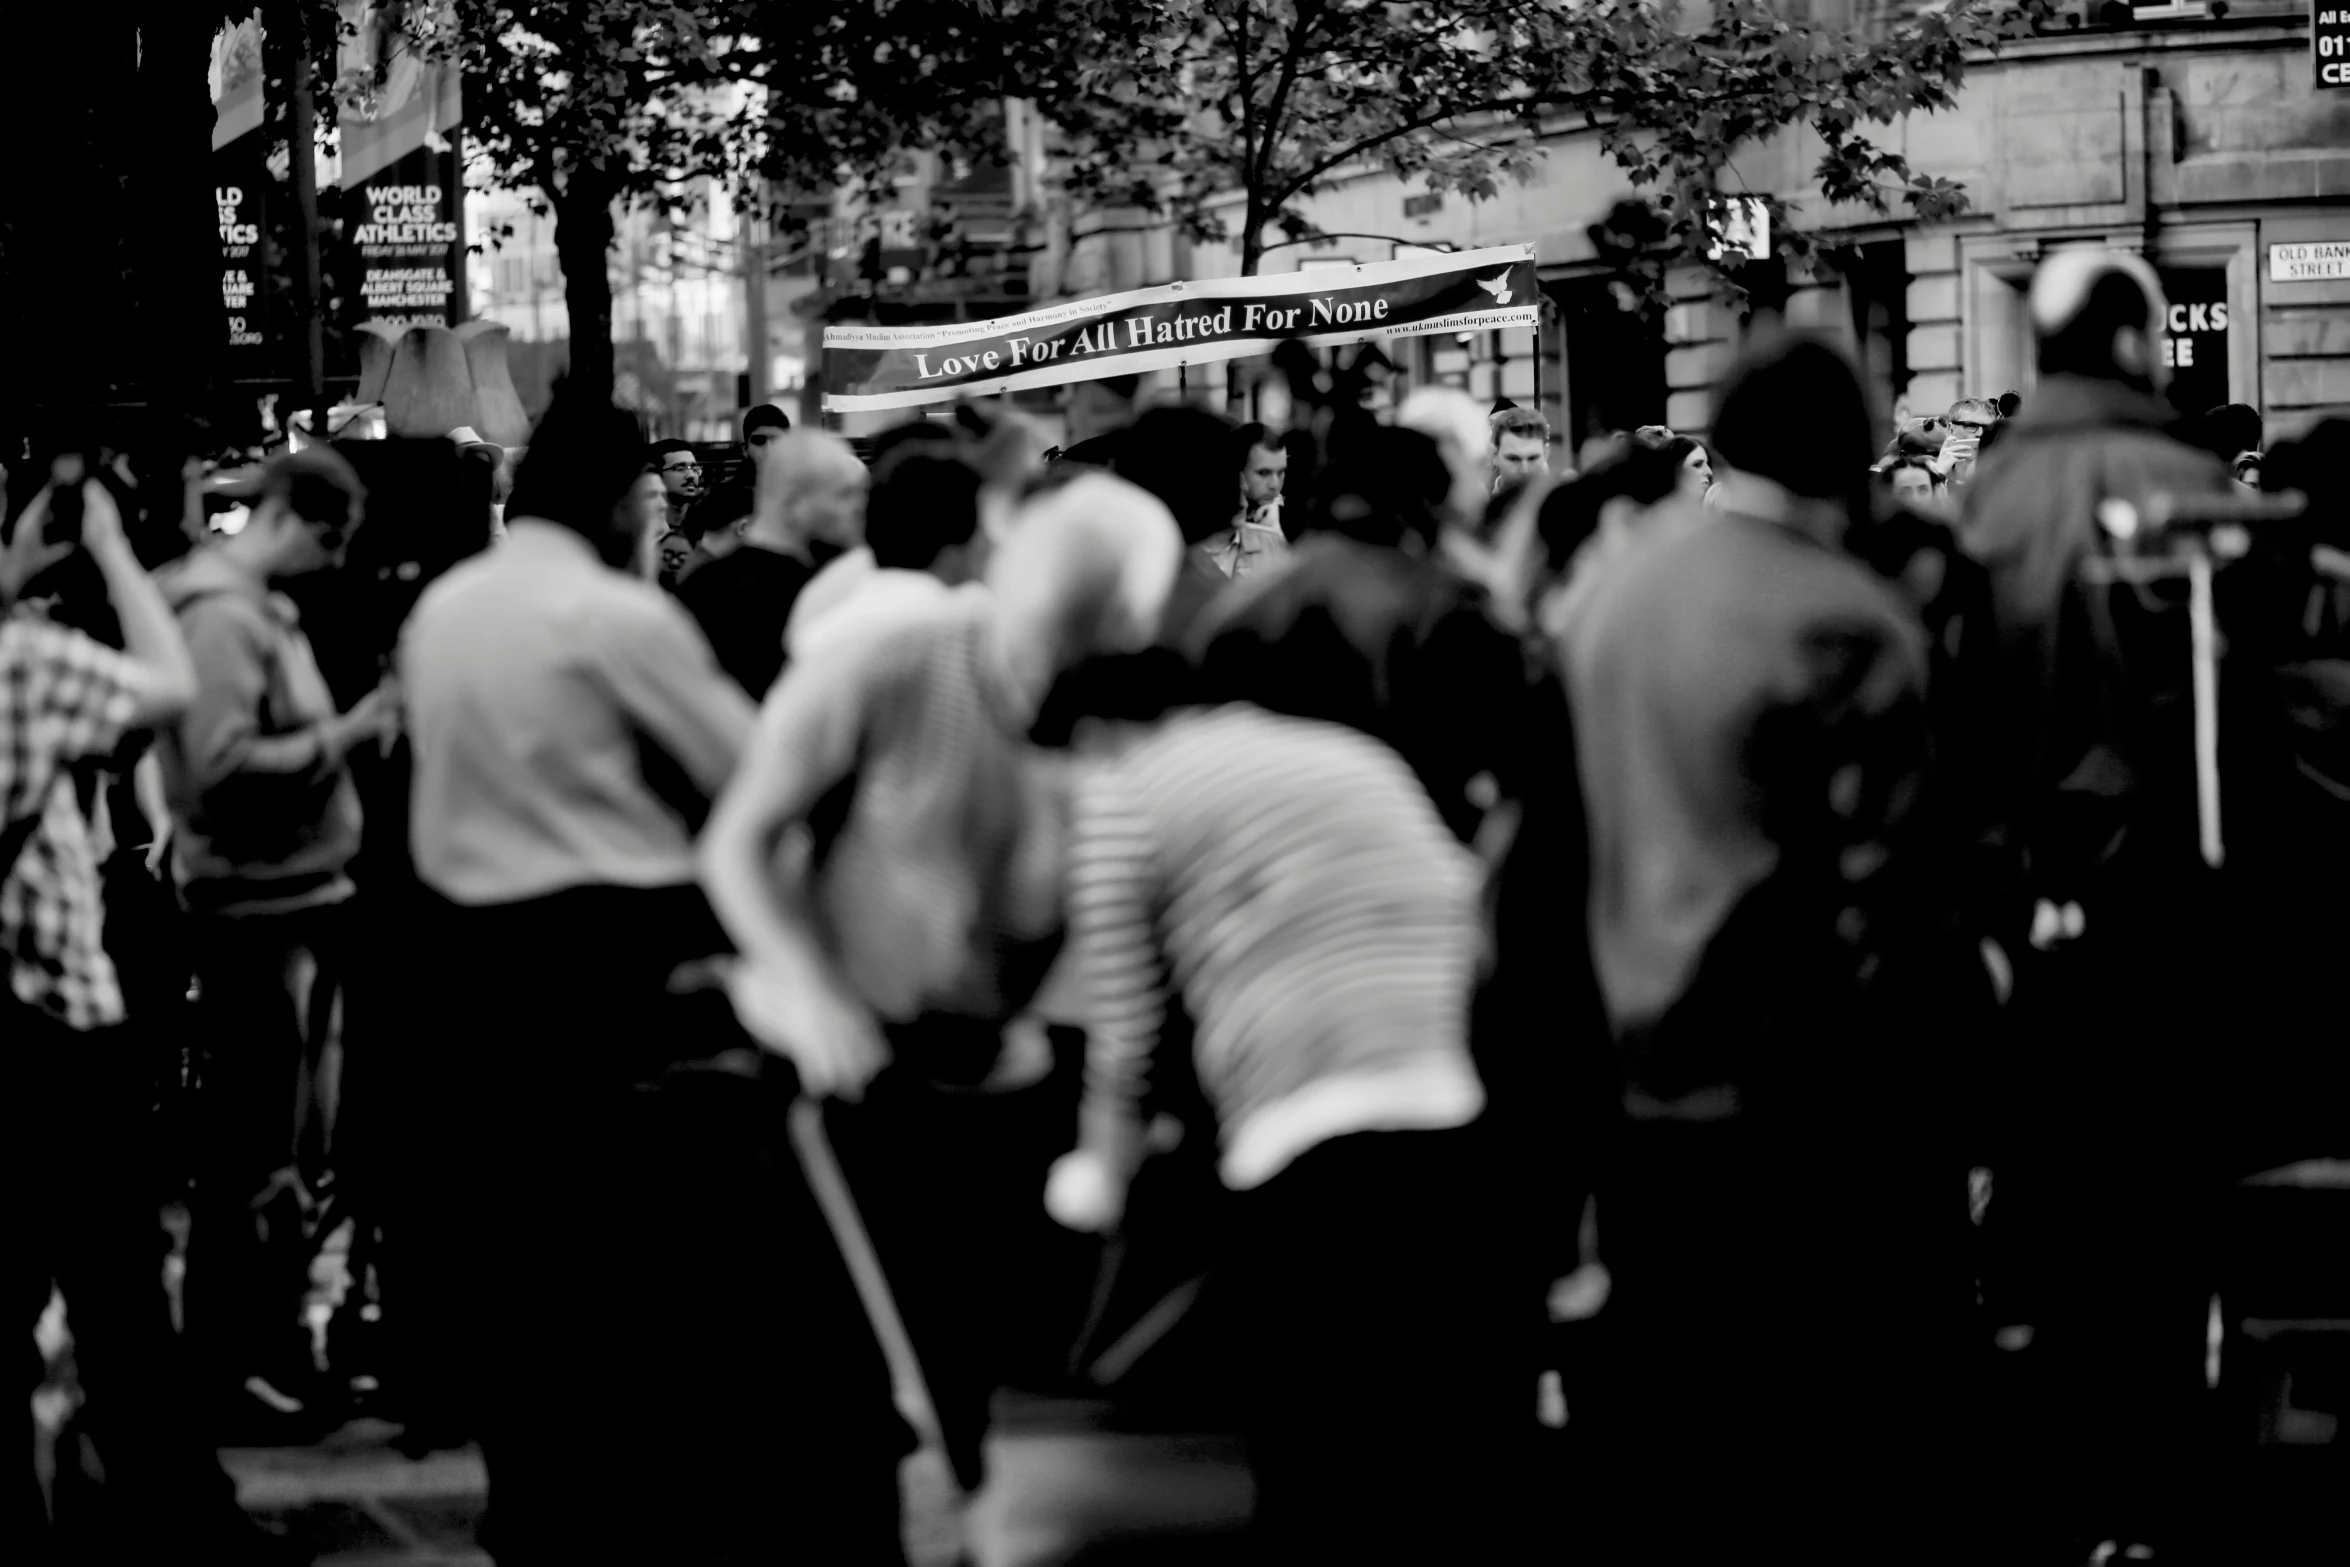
[215,1399,1253,1567]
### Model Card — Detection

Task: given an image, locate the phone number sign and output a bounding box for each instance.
[2321,6,2350,90]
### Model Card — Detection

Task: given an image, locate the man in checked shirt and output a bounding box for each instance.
[4,463,298,1560]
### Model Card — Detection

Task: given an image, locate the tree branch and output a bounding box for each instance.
[1250,0,1327,197]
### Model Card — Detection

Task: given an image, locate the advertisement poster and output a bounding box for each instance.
[336,1,464,338]
[823,245,1539,413]
[344,148,463,329]
[211,13,273,369]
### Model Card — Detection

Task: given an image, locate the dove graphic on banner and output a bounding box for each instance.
[1476,272,1513,306]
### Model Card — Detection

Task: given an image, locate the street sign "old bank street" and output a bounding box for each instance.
[2270,242,2350,282]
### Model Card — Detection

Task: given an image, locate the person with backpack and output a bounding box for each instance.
[1958,248,2240,1564]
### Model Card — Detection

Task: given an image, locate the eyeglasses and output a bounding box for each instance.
[661,460,702,475]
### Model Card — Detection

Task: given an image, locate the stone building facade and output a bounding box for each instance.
[1184,5,2349,451]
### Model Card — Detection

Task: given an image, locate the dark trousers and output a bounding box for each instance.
[404,883,908,1565]
[1228,1126,1533,1564]
[182,903,344,1404]
[15,996,240,1563]
[1573,1117,1981,1565]
[824,1019,1084,1493]
[1984,898,2231,1561]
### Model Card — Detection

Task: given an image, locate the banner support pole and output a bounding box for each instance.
[1531,313,1542,435]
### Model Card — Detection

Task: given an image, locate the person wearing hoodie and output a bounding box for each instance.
[153,445,397,1437]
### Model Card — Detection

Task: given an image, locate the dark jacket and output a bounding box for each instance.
[1958,374,2233,903]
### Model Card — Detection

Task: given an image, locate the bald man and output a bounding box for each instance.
[1959,248,2237,1563]
[676,429,868,697]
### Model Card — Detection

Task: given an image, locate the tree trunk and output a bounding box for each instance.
[552,181,617,402]
[280,0,329,437]
[1230,197,1266,413]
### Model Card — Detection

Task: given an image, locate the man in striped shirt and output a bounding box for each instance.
[1049,703,1529,1561]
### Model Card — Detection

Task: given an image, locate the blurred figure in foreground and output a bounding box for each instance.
[153,449,393,1439]
[1962,250,2305,1564]
[1048,662,1527,1563]
[789,447,988,658]
[401,394,893,1562]
[699,473,1182,1498]
[677,429,866,699]
[4,472,291,1561]
[1557,334,1980,1563]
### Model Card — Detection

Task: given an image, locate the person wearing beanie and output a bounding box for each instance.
[1957,247,2239,1564]
[1554,331,1981,1562]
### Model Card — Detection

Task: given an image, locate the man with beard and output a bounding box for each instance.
[646,437,704,539]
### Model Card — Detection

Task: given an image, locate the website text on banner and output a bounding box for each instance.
[821,245,1539,414]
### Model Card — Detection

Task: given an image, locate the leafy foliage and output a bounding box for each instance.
[1023,0,2054,282]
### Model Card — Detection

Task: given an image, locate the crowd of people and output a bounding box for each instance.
[9,244,2346,1565]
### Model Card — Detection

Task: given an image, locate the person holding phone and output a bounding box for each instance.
[9,468,304,1560]
[1937,397,2001,492]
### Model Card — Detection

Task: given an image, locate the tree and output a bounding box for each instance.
[1029,0,2052,288]
[438,0,1032,400]
[443,1,757,399]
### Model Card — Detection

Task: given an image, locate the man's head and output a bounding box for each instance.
[224,447,368,580]
[742,403,792,458]
[1109,405,1240,547]
[688,479,754,558]
[506,393,649,566]
[1710,333,1874,504]
[1233,423,1288,510]
[647,437,704,503]
[654,528,694,586]
[1945,397,2000,437]
[1883,456,1941,507]
[2031,248,2169,394]
[2191,402,2264,467]
[1301,428,1451,554]
[990,472,1182,693]
[1065,374,1143,445]
[1398,386,1494,530]
[869,418,958,470]
[1489,407,1551,495]
[753,429,868,555]
[869,448,986,584]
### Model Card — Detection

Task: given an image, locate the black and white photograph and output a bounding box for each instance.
[6,2,2346,1563]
